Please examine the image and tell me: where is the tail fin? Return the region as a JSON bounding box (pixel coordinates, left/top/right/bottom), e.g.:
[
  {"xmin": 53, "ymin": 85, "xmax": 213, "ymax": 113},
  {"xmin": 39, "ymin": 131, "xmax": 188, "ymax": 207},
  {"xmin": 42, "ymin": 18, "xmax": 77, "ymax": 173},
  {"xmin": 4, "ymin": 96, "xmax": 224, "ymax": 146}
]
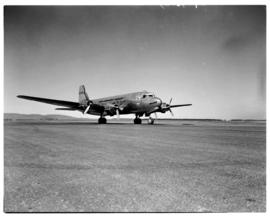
[{"xmin": 79, "ymin": 85, "xmax": 89, "ymax": 105}]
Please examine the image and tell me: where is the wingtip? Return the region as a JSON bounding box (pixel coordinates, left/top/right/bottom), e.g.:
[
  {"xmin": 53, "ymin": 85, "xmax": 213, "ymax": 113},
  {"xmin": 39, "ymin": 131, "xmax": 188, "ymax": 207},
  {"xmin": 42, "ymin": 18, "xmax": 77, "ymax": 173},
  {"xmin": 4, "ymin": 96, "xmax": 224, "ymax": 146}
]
[{"xmin": 17, "ymin": 95, "xmax": 27, "ymax": 99}]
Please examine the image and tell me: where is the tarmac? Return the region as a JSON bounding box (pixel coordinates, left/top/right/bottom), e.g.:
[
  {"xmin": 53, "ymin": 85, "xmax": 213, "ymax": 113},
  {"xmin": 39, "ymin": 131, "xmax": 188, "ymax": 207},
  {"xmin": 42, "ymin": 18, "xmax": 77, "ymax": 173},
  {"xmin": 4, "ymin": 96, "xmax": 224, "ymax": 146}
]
[{"xmin": 4, "ymin": 119, "xmax": 266, "ymax": 212}]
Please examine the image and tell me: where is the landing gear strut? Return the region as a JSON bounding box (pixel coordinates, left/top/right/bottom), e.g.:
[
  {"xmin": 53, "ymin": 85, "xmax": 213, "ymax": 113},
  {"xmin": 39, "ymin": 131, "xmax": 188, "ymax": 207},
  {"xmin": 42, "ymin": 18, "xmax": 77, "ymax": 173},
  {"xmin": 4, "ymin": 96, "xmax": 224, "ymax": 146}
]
[
  {"xmin": 134, "ymin": 116, "xmax": 142, "ymax": 124},
  {"xmin": 98, "ymin": 117, "xmax": 107, "ymax": 124},
  {"xmin": 148, "ymin": 117, "xmax": 154, "ymax": 125}
]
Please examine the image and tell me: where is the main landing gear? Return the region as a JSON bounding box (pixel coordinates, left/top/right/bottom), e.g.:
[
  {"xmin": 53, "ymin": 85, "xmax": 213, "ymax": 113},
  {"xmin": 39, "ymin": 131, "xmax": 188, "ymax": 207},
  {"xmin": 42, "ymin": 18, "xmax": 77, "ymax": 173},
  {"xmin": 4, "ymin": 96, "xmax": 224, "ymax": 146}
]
[
  {"xmin": 134, "ymin": 117, "xmax": 142, "ymax": 124},
  {"xmin": 98, "ymin": 117, "xmax": 107, "ymax": 124},
  {"xmin": 133, "ymin": 115, "xmax": 155, "ymax": 125}
]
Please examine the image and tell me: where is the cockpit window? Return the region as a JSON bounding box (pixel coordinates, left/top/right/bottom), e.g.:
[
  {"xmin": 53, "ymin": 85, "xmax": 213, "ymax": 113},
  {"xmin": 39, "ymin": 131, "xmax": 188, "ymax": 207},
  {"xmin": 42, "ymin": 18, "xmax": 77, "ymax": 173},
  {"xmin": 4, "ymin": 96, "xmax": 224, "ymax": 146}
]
[{"xmin": 142, "ymin": 93, "xmax": 155, "ymax": 99}]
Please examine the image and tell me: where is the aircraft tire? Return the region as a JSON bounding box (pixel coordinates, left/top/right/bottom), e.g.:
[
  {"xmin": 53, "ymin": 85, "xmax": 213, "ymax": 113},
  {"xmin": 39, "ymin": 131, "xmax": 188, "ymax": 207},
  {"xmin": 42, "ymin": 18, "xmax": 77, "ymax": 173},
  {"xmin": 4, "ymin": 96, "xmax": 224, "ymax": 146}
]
[
  {"xmin": 134, "ymin": 118, "xmax": 142, "ymax": 124},
  {"xmin": 98, "ymin": 117, "xmax": 107, "ymax": 124}
]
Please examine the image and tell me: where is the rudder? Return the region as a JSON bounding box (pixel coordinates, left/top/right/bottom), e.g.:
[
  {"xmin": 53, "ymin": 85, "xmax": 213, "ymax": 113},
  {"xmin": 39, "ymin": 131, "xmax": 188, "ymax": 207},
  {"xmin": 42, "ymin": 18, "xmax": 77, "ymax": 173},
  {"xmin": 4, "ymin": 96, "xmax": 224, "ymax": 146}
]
[{"xmin": 79, "ymin": 85, "xmax": 89, "ymax": 105}]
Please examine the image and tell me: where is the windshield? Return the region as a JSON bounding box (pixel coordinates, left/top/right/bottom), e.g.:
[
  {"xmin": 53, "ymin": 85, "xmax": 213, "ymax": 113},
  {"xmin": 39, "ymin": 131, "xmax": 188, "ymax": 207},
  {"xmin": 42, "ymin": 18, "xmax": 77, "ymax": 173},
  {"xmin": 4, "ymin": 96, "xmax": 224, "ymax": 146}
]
[{"xmin": 142, "ymin": 93, "xmax": 155, "ymax": 99}]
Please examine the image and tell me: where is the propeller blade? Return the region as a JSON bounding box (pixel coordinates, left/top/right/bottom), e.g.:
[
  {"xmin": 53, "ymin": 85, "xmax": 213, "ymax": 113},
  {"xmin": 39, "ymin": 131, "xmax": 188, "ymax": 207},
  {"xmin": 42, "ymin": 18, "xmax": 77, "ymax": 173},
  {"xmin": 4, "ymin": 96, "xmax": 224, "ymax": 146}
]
[
  {"xmin": 116, "ymin": 109, "xmax": 120, "ymax": 120},
  {"xmin": 83, "ymin": 105, "xmax": 91, "ymax": 114},
  {"xmin": 154, "ymin": 112, "xmax": 157, "ymax": 119},
  {"xmin": 169, "ymin": 108, "xmax": 174, "ymax": 117},
  {"xmin": 169, "ymin": 98, "xmax": 172, "ymax": 105}
]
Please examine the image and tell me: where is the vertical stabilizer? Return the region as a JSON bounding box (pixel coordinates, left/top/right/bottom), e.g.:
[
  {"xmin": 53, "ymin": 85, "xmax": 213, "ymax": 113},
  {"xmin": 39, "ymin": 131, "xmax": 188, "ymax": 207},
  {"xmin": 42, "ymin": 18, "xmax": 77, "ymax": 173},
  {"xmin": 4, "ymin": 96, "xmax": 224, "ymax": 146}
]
[{"xmin": 79, "ymin": 85, "xmax": 89, "ymax": 105}]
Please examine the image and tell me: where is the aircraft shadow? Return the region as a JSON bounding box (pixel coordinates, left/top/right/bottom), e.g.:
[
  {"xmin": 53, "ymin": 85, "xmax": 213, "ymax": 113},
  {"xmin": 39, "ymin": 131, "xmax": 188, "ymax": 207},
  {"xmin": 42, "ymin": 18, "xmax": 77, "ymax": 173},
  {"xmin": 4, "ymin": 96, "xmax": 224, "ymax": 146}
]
[{"xmin": 6, "ymin": 121, "xmax": 171, "ymax": 126}]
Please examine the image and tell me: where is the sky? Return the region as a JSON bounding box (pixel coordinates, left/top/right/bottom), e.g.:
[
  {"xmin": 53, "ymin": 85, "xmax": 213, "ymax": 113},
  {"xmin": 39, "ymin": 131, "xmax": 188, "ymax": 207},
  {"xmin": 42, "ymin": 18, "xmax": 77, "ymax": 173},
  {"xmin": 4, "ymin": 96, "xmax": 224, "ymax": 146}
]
[{"xmin": 4, "ymin": 6, "xmax": 266, "ymax": 119}]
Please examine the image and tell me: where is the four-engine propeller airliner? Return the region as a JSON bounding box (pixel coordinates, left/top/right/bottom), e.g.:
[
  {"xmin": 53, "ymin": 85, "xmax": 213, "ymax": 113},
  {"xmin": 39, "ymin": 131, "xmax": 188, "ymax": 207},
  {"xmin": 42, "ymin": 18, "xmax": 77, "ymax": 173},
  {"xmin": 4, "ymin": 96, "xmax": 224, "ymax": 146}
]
[{"xmin": 17, "ymin": 85, "xmax": 192, "ymax": 124}]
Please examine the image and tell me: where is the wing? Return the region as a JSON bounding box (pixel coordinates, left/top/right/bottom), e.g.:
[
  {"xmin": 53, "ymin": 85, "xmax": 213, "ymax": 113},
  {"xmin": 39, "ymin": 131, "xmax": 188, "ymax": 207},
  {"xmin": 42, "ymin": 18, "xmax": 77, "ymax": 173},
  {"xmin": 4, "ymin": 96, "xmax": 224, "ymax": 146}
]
[
  {"xmin": 170, "ymin": 104, "xmax": 192, "ymax": 108},
  {"xmin": 146, "ymin": 103, "xmax": 192, "ymax": 115},
  {"xmin": 17, "ymin": 95, "xmax": 80, "ymax": 108}
]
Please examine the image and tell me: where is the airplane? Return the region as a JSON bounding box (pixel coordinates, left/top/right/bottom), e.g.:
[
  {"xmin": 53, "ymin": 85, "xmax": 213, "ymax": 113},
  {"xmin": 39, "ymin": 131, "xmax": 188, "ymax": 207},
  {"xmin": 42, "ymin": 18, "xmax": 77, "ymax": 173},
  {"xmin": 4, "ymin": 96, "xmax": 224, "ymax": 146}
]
[{"xmin": 17, "ymin": 85, "xmax": 192, "ymax": 124}]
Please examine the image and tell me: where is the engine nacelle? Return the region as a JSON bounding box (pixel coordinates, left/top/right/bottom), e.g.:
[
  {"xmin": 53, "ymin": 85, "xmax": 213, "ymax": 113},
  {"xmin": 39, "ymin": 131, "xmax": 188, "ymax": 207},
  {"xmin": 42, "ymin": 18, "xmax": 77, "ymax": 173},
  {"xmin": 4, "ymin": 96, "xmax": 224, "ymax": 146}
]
[
  {"xmin": 160, "ymin": 103, "xmax": 169, "ymax": 113},
  {"xmin": 104, "ymin": 105, "xmax": 118, "ymax": 116}
]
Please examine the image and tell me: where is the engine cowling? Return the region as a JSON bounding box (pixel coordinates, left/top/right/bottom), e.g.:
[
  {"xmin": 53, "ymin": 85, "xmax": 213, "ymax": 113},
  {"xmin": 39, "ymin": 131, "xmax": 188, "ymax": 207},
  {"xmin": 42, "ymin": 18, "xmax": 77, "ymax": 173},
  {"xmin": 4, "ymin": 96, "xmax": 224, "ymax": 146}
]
[
  {"xmin": 160, "ymin": 102, "xmax": 169, "ymax": 113},
  {"xmin": 104, "ymin": 106, "xmax": 116, "ymax": 116}
]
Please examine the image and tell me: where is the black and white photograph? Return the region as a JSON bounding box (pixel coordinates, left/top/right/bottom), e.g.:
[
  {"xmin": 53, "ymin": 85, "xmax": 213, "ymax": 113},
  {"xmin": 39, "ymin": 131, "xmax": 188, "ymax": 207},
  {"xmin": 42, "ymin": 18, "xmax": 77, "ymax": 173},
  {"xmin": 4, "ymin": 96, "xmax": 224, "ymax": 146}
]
[{"xmin": 3, "ymin": 4, "xmax": 266, "ymax": 212}]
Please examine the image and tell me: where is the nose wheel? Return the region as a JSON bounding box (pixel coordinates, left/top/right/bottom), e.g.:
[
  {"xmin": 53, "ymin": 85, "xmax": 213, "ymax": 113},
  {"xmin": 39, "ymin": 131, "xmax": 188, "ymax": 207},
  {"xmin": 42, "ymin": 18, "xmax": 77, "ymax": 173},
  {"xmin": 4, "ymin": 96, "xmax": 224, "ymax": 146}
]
[{"xmin": 98, "ymin": 117, "xmax": 107, "ymax": 124}]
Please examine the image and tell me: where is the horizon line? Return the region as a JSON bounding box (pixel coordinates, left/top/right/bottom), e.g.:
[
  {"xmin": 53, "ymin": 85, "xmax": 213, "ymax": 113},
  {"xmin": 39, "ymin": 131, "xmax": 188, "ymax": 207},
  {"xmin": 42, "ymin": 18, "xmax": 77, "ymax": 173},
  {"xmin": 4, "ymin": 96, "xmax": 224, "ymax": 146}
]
[{"xmin": 4, "ymin": 113, "xmax": 266, "ymax": 121}]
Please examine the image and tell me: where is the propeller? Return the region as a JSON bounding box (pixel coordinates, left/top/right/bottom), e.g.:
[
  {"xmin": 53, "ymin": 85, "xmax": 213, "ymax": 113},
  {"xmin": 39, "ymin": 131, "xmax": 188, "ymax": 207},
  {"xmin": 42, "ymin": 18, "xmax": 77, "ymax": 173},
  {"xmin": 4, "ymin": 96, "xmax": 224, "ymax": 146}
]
[
  {"xmin": 159, "ymin": 98, "xmax": 174, "ymax": 117},
  {"xmin": 83, "ymin": 101, "xmax": 92, "ymax": 114},
  {"xmin": 113, "ymin": 104, "xmax": 124, "ymax": 120},
  {"xmin": 168, "ymin": 98, "xmax": 174, "ymax": 117},
  {"xmin": 116, "ymin": 108, "xmax": 120, "ymax": 120},
  {"xmin": 169, "ymin": 108, "xmax": 174, "ymax": 117},
  {"xmin": 83, "ymin": 104, "xmax": 91, "ymax": 114}
]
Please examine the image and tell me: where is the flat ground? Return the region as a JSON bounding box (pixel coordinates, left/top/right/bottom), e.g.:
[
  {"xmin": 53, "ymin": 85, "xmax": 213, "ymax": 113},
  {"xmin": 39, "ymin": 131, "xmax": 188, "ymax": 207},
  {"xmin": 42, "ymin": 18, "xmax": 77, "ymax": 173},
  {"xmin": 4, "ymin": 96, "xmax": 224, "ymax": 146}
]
[{"xmin": 4, "ymin": 120, "xmax": 266, "ymax": 212}]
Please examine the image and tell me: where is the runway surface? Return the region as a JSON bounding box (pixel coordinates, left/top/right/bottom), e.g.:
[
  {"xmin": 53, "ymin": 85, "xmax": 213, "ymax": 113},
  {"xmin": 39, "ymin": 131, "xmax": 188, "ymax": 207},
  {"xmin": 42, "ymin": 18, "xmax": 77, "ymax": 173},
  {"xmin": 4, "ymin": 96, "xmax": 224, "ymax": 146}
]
[{"xmin": 4, "ymin": 120, "xmax": 266, "ymax": 212}]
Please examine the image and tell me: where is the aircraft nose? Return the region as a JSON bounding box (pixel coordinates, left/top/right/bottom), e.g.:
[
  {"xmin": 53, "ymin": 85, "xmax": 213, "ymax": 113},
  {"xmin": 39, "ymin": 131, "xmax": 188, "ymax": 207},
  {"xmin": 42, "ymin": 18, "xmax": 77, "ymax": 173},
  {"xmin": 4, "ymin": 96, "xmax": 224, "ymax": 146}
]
[{"xmin": 156, "ymin": 97, "xmax": 162, "ymax": 106}]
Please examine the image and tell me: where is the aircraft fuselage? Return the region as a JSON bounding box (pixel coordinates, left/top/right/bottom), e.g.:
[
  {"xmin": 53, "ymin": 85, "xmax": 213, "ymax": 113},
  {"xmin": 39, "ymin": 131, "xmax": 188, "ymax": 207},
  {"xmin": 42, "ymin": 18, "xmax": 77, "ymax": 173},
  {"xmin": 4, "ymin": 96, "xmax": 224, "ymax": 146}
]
[{"xmin": 90, "ymin": 91, "xmax": 162, "ymax": 116}]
